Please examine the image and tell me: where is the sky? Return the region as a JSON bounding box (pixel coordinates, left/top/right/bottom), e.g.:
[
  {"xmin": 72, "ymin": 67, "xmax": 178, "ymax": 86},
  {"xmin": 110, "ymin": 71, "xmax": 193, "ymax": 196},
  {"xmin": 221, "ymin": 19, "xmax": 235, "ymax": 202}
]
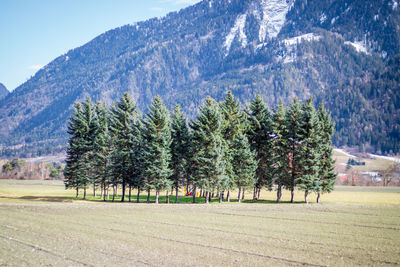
[{"xmin": 0, "ymin": 0, "xmax": 201, "ymax": 92}]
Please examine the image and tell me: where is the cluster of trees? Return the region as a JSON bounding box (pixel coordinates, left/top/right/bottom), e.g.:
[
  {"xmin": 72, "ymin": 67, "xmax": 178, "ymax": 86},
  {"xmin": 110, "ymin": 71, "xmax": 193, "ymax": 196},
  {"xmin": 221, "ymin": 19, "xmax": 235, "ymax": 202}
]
[
  {"xmin": 2, "ymin": 158, "xmax": 26, "ymax": 173},
  {"xmin": 64, "ymin": 91, "xmax": 336, "ymax": 204},
  {"xmin": 1, "ymin": 158, "xmax": 63, "ymax": 180}
]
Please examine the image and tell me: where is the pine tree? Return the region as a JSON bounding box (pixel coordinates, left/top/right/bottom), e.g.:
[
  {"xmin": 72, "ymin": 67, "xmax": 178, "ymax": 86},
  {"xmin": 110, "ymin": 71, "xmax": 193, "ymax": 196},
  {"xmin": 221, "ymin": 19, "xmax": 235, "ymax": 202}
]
[
  {"xmin": 272, "ymin": 100, "xmax": 289, "ymax": 203},
  {"xmin": 220, "ymin": 91, "xmax": 245, "ymax": 201},
  {"xmin": 142, "ymin": 95, "xmax": 172, "ymax": 204},
  {"xmin": 170, "ymin": 104, "xmax": 190, "ymax": 203},
  {"xmin": 64, "ymin": 97, "xmax": 96, "ymax": 200},
  {"xmin": 109, "ymin": 92, "xmax": 141, "ymax": 202},
  {"xmin": 64, "ymin": 102, "xmax": 84, "ymax": 198},
  {"xmin": 247, "ymin": 95, "xmax": 274, "ymax": 199},
  {"xmin": 190, "ymin": 97, "xmax": 226, "ymax": 204},
  {"xmin": 285, "ymin": 98, "xmax": 303, "ymax": 203},
  {"xmin": 316, "ymin": 103, "xmax": 336, "ymax": 203},
  {"xmin": 296, "ymin": 98, "xmax": 321, "ymax": 204},
  {"xmin": 231, "ymin": 132, "xmax": 257, "ymax": 203}
]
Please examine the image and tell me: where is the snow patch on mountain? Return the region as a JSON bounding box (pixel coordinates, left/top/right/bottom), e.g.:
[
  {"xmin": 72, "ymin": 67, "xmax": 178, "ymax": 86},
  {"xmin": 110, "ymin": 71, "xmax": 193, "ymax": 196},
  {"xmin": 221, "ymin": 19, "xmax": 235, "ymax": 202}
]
[
  {"xmin": 258, "ymin": 0, "xmax": 293, "ymax": 42},
  {"xmin": 224, "ymin": 14, "xmax": 248, "ymax": 53},
  {"xmin": 283, "ymin": 33, "xmax": 321, "ymax": 46},
  {"xmin": 392, "ymin": 0, "xmax": 398, "ymax": 10},
  {"xmin": 280, "ymin": 33, "xmax": 321, "ymax": 63},
  {"xmin": 344, "ymin": 40, "xmax": 369, "ymax": 54}
]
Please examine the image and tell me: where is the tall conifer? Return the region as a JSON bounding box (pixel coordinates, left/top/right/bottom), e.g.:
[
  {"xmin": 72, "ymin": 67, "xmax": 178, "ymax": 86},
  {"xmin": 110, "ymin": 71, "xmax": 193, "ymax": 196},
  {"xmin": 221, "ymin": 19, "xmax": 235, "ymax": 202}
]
[
  {"xmin": 190, "ymin": 97, "xmax": 226, "ymax": 204},
  {"xmin": 231, "ymin": 132, "xmax": 257, "ymax": 203},
  {"xmin": 247, "ymin": 95, "xmax": 274, "ymax": 198},
  {"xmin": 296, "ymin": 98, "xmax": 321, "ymax": 204},
  {"xmin": 170, "ymin": 104, "xmax": 190, "ymax": 203},
  {"xmin": 109, "ymin": 92, "xmax": 141, "ymax": 202},
  {"xmin": 316, "ymin": 103, "xmax": 336, "ymax": 203},
  {"xmin": 221, "ymin": 91, "xmax": 245, "ymax": 201},
  {"xmin": 272, "ymin": 100, "xmax": 289, "ymax": 203},
  {"xmin": 285, "ymin": 98, "xmax": 303, "ymax": 203},
  {"xmin": 142, "ymin": 96, "xmax": 172, "ymax": 204}
]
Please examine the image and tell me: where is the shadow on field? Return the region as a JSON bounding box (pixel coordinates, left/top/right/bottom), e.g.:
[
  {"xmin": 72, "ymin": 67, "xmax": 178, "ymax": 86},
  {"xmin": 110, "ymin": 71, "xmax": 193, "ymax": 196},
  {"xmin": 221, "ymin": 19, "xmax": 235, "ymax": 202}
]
[
  {"xmin": 0, "ymin": 195, "xmax": 74, "ymax": 202},
  {"xmin": 0, "ymin": 194, "xmax": 305, "ymax": 204}
]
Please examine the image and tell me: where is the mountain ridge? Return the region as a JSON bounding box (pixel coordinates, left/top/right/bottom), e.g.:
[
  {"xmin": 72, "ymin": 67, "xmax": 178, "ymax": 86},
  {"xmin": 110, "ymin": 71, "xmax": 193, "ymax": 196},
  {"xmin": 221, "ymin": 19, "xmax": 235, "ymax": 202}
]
[
  {"xmin": 0, "ymin": 0, "xmax": 399, "ymax": 157},
  {"xmin": 0, "ymin": 83, "xmax": 8, "ymax": 101}
]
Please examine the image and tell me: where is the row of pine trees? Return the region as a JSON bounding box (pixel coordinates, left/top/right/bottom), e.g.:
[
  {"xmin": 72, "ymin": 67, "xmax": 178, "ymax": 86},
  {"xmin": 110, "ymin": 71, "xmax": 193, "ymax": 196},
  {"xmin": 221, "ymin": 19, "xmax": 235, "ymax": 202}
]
[{"xmin": 64, "ymin": 91, "xmax": 336, "ymax": 204}]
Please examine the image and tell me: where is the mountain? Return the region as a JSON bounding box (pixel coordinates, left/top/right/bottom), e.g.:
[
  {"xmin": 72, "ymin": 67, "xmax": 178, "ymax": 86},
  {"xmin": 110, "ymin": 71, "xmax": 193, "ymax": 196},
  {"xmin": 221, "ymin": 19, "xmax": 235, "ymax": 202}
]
[
  {"xmin": 0, "ymin": 83, "xmax": 8, "ymax": 101},
  {"xmin": 0, "ymin": 0, "xmax": 399, "ymax": 157}
]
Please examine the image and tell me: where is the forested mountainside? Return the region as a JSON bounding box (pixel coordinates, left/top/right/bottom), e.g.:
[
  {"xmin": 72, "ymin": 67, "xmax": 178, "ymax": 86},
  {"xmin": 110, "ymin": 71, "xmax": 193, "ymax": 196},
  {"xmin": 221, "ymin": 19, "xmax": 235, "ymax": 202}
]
[
  {"xmin": 0, "ymin": 0, "xmax": 399, "ymax": 157},
  {"xmin": 0, "ymin": 83, "xmax": 8, "ymax": 101}
]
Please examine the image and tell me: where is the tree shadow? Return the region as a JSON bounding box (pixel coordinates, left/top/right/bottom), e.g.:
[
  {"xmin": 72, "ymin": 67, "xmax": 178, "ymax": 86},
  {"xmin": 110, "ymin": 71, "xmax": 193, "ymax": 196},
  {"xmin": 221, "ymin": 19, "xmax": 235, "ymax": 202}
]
[{"xmin": 0, "ymin": 195, "xmax": 74, "ymax": 202}]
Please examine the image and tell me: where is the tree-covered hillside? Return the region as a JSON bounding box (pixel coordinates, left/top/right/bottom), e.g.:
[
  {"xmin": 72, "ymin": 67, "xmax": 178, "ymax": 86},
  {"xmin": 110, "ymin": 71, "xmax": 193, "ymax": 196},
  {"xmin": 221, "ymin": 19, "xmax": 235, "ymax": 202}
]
[{"xmin": 0, "ymin": 0, "xmax": 399, "ymax": 157}]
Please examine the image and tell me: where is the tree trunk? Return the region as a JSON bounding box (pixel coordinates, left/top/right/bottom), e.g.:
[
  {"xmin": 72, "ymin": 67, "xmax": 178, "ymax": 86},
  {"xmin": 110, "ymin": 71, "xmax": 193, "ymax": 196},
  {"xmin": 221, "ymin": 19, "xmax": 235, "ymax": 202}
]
[
  {"xmin": 212, "ymin": 192, "xmax": 215, "ymax": 198},
  {"xmin": 202, "ymin": 190, "xmax": 205, "ymax": 198},
  {"xmin": 75, "ymin": 187, "xmax": 79, "ymax": 198},
  {"xmin": 115, "ymin": 186, "xmax": 118, "ymax": 198},
  {"xmin": 137, "ymin": 187, "xmax": 141, "ymax": 203},
  {"xmin": 316, "ymin": 192, "xmax": 320, "ymax": 203},
  {"xmin": 199, "ymin": 189, "xmax": 202, "ymax": 198},
  {"xmin": 192, "ymin": 185, "xmax": 197, "ymax": 203},
  {"xmin": 93, "ymin": 184, "xmax": 96, "ymax": 197},
  {"xmin": 147, "ymin": 189, "xmax": 150, "ymax": 203},
  {"xmin": 221, "ymin": 190, "xmax": 224, "ymax": 201},
  {"xmin": 112, "ymin": 186, "xmax": 115, "ymax": 202},
  {"xmin": 257, "ymin": 188, "xmax": 260, "ymax": 200},
  {"xmin": 208, "ymin": 191, "xmax": 212, "ymax": 203},
  {"xmin": 100, "ymin": 184, "xmax": 103, "ymax": 199},
  {"xmin": 175, "ymin": 187, "xmax": 179, "ymax": 203},
  {"xmin": 305, "ymin": 190, "xmax": 309, "ymax": 204},
  {"xmin": 155, "ymin": 191, "xmax": 159, "ymax": 204},
  {"xmin": 166, "ymin": 190, "xmax": 169, "ymax": 204},
  {"xmin": 219, "ymin": 192, "xmax": 223, "ymax": 203},
  {"xmin": 290, "ymin": 187, "xmax": 294, "ymax": 203},
  {"xmin": 103, "ymin": 183, "xmax": 106, "ymax": 202},
  {"xmin": 129, "ymin": 186, "xmax": 132, "ymax": 202},
  {"xmin": 241, "ymin": 188, "xmax": 245, "ymax": 201},
  {"xmin": 238, "ymin": 187, "xmax": 241, "ymax": 203},
  {"xmin": 276, "ymin": 185, "xmax": 282, "ymax": 203},
  {"xmin": 83, "ymin": 187, "xmax": 86, "ymax": 200},
  {"xmin": 205, "ymin": 191, "xmax": 209, "ymax": 204},
  {"xmin": 107, "ymin": 185, "xmax": 109, "ymax": 200},
  {"xmin": 227, "ymin": 190, "xmax": 230, "ymax": 202},
  {"xmin": 253, "ymin": 187, "xmax": 257, "ymax": 200},
  {"xmin": 121, "ymin": 182, "xmax": 126, "ymax": 202}
]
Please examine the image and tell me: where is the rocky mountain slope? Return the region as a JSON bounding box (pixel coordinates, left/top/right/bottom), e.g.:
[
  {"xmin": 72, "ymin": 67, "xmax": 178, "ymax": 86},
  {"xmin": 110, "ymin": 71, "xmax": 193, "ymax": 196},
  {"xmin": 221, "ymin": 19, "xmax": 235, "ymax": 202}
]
[
  {"xmin": 0, "ymin": 0, "xmax": 399, "ymax": 156},
  {"xmin": 0, "ymin": 83, "xmax": 8, "ymax": 101}
]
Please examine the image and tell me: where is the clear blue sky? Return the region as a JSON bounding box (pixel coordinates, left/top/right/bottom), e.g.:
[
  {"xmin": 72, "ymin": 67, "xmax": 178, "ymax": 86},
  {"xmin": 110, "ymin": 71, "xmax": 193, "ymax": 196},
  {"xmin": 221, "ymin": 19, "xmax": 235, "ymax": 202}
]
[{"xmin": 0, "ymin": 0, "xmax": 201, "ymax": 91}]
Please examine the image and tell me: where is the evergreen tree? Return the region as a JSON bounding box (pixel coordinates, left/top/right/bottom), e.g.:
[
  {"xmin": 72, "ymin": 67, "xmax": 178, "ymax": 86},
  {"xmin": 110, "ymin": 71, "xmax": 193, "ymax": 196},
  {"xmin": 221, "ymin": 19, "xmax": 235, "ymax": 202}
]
[
  {"xmin": 231, "ymin": 132, "xmax": 257, "ymax": 203},
  {"xmin": 142, "ymin": 95, "xmax": 172, "ymax": 204},
  {"xmin": 272, "ymin": 100, "xmax": 289, "ymax": 203},
  {"xmin": 190, "ymin": 97, "xmax": 226, "ymax": 204},
  {"xmin": 285, "ymin": 98, "xmax": 303, "ymax": 203},
  {"xmin": 246, "ymin": 95, "xmax": 274, "ymax": 199},
  {"xmin": 109, "ymin": 92, "xmax": 141, "ymax": 202},
  {"xmin": 296, "ymin": 98, "xmax": 321, "ymax": 204},
  {"xmin": 220, "ymin": 91, "xmax": 245, "ymax": 201},
  {"xmin": 64, "ymin": 102, "xmax": 84, "ymax": 198},
  {"xmin": 316, "ymin": 103, "xmax": 336, "ymax": 203},
  {"xmin": 64, "ymin": 97, "xmax": 96, "ymax": 200},
  {"xmin": 92, "ymin": 102, "xmax": 112, "ymax": 201},
  {"xmin": 170, "ymin": 104, "xmax": 190, "ymax": 203}
]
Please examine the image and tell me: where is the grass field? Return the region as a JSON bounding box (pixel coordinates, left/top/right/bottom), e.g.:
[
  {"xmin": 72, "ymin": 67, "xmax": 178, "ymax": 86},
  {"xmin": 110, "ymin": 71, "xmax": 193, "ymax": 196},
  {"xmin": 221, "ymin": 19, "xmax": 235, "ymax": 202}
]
[{"xmin": 0, "ymin": 180, "xmax": 399, "ymax": 266}]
